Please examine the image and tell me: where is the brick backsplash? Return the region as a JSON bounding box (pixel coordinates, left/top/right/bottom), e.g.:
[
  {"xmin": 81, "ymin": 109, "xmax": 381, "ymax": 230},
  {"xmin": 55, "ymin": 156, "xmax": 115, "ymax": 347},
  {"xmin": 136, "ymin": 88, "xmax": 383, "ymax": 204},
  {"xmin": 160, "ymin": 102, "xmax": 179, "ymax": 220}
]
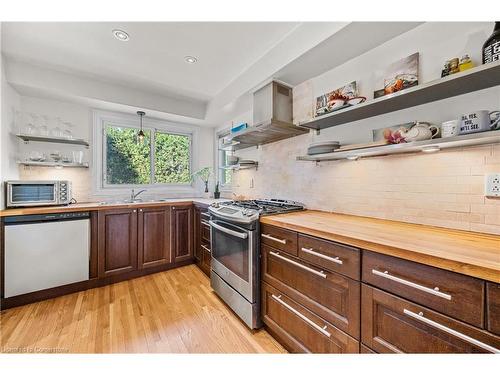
[{"xmin": 232, "ymin": 137, "xmax": 500, "ymax": 235}]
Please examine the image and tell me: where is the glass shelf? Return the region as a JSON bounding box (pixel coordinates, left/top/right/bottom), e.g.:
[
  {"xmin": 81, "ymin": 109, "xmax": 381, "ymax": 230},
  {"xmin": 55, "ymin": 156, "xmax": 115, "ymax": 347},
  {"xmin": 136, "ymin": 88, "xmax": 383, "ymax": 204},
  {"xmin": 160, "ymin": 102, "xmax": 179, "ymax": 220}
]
[
  {"xmin": 16, "ymin": 134, "xmax": 90, "ymax": 147},
  {"xmin": 18, "ymin": 161, "xmax": 90, "ymax": 168}
]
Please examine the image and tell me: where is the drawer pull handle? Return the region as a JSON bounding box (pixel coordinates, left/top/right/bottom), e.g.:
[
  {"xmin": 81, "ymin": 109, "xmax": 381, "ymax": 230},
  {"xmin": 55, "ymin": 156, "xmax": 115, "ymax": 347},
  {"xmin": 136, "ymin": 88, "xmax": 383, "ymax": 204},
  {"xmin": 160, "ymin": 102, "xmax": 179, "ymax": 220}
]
[
  {"xmin": 372, "ymin": 269, "xmax": 451, "ymax": 300},
  {"xmin": 261, "ymin": 233, "xmax": 286, "ymax": 244},
  {"xmin": 201, "ymin": 244, "xmax": 211, "ymax": 253},
  {"xmin": 270, "ymin": 251, "xmax": 326, "ymax": 279},
  {"xmin": 301, "ymin": 247, "xmax": 343, "ymax": 265},
  {"xmin": 403, "ymin": 309, "xmax": 500, "ymax": 353},
  {"xmin": 271, "ymin": 294, "xmax": 331, "ymax": 338}
]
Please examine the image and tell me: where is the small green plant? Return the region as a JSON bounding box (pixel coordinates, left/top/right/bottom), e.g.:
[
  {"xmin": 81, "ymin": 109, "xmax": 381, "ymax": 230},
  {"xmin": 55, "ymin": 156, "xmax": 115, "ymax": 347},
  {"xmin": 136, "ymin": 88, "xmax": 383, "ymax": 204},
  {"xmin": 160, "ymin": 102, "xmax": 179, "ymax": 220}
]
[{"xmin": 214, "ymin": 181, "xmax": 220, "ymax": 199}]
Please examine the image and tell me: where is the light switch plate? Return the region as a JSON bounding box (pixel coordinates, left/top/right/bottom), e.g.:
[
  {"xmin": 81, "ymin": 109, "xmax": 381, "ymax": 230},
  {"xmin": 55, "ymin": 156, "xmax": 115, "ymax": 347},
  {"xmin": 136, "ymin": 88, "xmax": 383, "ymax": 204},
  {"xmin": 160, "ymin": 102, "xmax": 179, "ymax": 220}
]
[{"xmin": 485, "ymin": 173, "xmax": 500, "ymax": 197}]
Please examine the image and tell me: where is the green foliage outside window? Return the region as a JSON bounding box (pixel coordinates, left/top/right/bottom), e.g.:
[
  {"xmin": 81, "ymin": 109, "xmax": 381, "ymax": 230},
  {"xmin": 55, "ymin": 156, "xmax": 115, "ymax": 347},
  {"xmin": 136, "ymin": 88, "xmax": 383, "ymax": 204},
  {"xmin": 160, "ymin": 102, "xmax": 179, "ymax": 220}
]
[{"xmin": 105, "ymin": 125, "xmax": 191, "ymax": 185}]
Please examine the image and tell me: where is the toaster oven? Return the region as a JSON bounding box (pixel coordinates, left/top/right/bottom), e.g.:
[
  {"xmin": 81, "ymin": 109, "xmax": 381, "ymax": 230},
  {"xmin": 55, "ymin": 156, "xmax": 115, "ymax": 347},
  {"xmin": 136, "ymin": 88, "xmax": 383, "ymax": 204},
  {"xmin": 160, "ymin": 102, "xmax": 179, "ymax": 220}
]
[{"xmin": 5, "ymin": 180, "xmax": 72, "ymax": 208}]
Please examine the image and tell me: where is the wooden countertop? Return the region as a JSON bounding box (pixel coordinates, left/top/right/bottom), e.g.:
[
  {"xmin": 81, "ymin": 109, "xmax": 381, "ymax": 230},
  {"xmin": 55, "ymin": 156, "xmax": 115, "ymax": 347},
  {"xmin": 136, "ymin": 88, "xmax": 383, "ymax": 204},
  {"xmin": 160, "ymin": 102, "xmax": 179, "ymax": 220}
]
[
  {"xmin": 0, "ymin": 198, "xmax": 227, "ymax": 217},
  {"xmin": 260, "ymin": 210, "xmax": 500, "ymax": 283}
]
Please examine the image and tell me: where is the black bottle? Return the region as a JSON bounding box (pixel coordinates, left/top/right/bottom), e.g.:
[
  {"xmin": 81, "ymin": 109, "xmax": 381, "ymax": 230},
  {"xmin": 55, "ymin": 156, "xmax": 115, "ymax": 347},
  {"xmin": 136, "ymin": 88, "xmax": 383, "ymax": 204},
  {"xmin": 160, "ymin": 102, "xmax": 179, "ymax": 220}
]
[{"xmin": 482, "ymin": 22, "xmax": 500, "ymax": 64}]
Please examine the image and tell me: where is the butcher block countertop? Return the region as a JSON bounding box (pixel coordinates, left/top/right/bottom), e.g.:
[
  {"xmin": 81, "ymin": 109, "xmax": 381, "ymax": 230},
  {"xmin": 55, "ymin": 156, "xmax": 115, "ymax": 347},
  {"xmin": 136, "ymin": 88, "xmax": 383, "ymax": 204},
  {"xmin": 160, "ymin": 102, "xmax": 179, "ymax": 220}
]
[
  {"xmin": 0, "ymin": 198, "xmax": 228, "ymax": 217},
  {"xmin": 260, "ymin": 210, "xmax": 500, "ymax": 283}
]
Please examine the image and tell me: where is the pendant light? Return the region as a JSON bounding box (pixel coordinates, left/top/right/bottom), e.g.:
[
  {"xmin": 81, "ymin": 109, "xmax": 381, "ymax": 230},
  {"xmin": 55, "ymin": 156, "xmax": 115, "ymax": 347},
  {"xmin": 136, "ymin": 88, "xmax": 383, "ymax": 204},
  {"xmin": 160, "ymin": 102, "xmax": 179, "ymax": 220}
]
[{"xmin": 137, "ymin": 111, "xmax": 146, "ymax": 143}]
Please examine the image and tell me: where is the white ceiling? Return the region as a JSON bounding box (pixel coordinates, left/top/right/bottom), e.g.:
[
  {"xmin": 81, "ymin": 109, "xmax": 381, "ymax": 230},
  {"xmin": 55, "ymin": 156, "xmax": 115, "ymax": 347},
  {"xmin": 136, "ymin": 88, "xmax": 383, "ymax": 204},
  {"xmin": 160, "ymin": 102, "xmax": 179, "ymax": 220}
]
[
  {"xmin": 2, "ymin": 22, "xmax": 423, "ymax": 126},
  {"xmin": 2, "ymin": 22, "xmax": 299, "ymax": 101}
]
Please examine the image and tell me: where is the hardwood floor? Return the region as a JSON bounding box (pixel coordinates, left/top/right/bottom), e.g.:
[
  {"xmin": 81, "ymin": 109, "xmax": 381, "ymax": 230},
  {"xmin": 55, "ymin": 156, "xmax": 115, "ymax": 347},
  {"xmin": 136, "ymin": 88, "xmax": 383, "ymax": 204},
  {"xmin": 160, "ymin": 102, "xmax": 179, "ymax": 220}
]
[{"xmin": 0, "ymin": 265, "xmax": 286, "ymax": 353}]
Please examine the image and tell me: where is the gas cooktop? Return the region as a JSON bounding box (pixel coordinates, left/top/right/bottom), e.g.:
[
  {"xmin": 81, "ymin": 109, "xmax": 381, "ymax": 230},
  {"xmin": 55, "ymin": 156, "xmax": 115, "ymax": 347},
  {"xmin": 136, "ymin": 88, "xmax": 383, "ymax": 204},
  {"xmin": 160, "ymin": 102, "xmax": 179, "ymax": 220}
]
[{"xmin": 209, "ymin": 199, "xmax": 304, "ymax": 223}]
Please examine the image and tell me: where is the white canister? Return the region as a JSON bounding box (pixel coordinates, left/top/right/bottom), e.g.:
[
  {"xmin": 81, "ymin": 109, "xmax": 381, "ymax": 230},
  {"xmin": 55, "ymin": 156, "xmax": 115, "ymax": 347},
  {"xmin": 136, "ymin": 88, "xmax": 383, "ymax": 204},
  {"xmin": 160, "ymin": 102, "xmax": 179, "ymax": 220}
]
[
  {"xmin": 441, "ymin": 120, "xmax": 460, "ymax": 138},
  {"xmin": 459, "ymin": 110, "xmax": 499, "ymax": 134}
]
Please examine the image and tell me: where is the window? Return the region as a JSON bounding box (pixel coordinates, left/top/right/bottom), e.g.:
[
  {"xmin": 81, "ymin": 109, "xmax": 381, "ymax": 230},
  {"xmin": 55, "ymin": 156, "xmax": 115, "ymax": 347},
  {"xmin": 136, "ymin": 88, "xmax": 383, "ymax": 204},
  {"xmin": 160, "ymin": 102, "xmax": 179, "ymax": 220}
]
[
  {"xmin": 217, "ymin": 131, "xmax": 232, "ymax": 188},
  {"xmin": 94, "ymin": 111, "xmax": 194, "ymax": 191}
]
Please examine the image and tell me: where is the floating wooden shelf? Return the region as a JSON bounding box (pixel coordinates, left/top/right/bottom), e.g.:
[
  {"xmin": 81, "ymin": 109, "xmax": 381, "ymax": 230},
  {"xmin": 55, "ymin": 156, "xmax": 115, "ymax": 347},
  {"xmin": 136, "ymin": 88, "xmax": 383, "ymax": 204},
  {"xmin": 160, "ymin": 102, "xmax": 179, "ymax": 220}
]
[
  {"xmin": 16, "ymin": 134, "xmax": 90, "ymax": 147},
  {"xmin": 221, "ymin": 120, "xmax": 309, "ymax": 151},
  {"xmin": 18, "ymin": 161, "xmax": 90, "ymax": 168},
  {"xmin": 299, "ymin": 61, "xmax": 500, "ymax": 131},
  {"xmin": 296, "ymin": 131, "xmax": 500, "ymax": 162}
]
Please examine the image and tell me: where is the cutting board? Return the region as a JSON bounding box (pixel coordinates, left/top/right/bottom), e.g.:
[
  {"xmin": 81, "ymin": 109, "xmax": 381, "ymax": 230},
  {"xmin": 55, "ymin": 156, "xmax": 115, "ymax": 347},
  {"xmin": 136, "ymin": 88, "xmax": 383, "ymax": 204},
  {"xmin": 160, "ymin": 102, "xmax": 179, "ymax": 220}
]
[{"xmin": 335, "ymin": 139, "xmax": 389, "ymax": 152}]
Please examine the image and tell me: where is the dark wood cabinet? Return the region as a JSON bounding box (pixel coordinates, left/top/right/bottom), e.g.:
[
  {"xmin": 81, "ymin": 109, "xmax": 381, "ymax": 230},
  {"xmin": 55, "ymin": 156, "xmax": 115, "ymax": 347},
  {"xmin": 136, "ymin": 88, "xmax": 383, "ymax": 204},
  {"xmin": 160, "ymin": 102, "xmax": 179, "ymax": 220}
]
[
  {"xmin": 98, "ymin": 208, "xmax": 138, "ymax": 278},
  {"xmin": 361, "ymin": 284, "xmax": 500, "ymax": 353},
  {"xmin": 138, "ymin": 207, "xmax": 171, "ymax": 269},
  {"xmin": 193, "ymin": 204, "xmax": 211, "ymax": 276},
  {"xmin": 362, "ymin": 251, "xmax": 485, "ymax": 328},
  {"xmin": 262, "ymin": 244, "xmax": 360, "ymax": 338},
  {"xmin": 260, "ymin": 224, "xmax": 298, "ymax": 256},
  {"xmin": 171, "ymin": 205, "xmax": 193, "ymax": 263},
  {"xmin": 486, "ymin": 282, "xmax": 500, "ymax": 335},
  {"xmin": 194, "ymin": 206, "xmax": 202, "ymax": 262},
  {"xmin": 262, "ymin": 282, "xmax": 359, "ymax": 353}
]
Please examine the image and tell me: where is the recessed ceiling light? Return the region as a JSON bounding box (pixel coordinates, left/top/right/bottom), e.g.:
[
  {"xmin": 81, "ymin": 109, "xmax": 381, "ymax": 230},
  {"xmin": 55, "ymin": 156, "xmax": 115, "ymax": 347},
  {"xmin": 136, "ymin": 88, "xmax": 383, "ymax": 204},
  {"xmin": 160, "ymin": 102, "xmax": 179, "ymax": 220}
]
[
  {"xmin": 184, "ymin": 56, "xmax": 198, "ymax": 64},
  {"xmin": 112, "ymin": 29, "xmax": 130, "ymax": 42}
]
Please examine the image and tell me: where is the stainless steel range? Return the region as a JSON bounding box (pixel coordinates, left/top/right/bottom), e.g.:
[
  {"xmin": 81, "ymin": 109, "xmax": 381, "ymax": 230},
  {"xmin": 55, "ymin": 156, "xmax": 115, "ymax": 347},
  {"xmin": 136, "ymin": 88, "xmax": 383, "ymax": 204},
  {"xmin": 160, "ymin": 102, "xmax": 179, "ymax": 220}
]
[{"xmin": 208, "ymin": 199, "xmax": 304, "ymax": 329}]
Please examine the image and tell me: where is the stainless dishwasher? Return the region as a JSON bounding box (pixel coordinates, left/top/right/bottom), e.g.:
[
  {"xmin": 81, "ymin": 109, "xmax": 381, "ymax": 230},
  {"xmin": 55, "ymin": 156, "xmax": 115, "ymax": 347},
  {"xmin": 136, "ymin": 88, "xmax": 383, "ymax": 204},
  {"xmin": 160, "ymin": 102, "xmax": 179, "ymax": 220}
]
[{"xmin": 3, "ymin": 211, "xmax": 90, "ymax": 298}]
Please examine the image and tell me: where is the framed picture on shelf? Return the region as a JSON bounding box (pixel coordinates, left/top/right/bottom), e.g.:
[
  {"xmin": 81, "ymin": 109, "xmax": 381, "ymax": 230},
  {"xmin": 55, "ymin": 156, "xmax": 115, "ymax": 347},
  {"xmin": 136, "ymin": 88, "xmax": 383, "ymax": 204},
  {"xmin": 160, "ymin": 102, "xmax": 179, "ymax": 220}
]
[
  {"xmin": 315, "ymin": 81, "xmax": 365, "ymax": 117},
  {"xmin": 373, "ymin": 52, "xmax": 419, "ymax": 98}
]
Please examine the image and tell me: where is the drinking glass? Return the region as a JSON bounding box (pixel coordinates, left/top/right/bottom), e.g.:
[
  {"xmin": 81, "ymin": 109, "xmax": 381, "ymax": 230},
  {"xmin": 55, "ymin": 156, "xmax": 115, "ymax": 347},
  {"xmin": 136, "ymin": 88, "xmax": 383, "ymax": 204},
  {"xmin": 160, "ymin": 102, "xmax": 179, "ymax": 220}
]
[{"xmin": 72, "ymin": 151, "xmax": 83, "ymax": 164}]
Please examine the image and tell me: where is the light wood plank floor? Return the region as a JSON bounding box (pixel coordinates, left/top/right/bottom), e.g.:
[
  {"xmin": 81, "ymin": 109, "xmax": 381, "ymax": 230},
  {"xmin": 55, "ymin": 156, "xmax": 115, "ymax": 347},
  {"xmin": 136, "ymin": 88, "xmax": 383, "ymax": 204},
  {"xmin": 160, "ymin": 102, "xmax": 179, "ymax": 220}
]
[{"xmin": 0, "ymin": 265, "xmax": 286, "ymax": 353}]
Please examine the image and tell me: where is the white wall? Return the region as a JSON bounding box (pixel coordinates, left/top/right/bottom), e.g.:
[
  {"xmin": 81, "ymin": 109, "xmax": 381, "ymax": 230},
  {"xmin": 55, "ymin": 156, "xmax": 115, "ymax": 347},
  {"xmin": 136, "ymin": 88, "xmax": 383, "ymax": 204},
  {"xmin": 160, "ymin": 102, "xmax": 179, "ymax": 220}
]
[
  {"xmin": 7, "ymin": 94, "xmax": 215, "ymax": 204},
  {"xmin": 224, "ymin": 22, "xmax": 500, "ymax": 234},
  {"xmin": 1, "ymin": 52, "xmax": 21, "ymax": 208}
]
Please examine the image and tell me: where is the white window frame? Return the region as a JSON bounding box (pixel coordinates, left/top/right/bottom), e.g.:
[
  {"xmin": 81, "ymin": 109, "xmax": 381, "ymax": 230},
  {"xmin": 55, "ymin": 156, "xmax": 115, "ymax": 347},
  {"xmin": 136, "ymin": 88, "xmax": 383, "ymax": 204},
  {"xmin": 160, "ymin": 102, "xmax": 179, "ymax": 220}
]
[
  {"xmin": 92, "ymin": 110, "xmax": 199, "ymax": 196},
  {"xmin": 215, "ymin": 128, "xmax": 232, "ymax": 192}
]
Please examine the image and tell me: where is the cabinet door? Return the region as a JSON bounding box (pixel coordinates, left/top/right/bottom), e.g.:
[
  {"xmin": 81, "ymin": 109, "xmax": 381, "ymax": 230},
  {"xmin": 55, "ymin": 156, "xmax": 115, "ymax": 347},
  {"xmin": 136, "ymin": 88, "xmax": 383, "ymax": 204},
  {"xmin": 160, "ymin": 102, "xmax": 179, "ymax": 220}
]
[
  {"xmin": 262, "ymin": 282, "xmax": 359, "ymax": 353},
  {"xmin": 361, "ymin": 285, "xmax": 500, "ymax": 353},
  {"xmin": 98, "ymin": 208, "xmax": 138, "ymax": 278},
  {"xmin": 171, "ymin": 205, "xmax": 193, "ymax": 262},
  {"xmin": 193, "ymin": 206, "xmax": 202, "ymax": 262},
  {"xmin": 138, "ymin": 207, "xmax": 171, "ymax": 269}
]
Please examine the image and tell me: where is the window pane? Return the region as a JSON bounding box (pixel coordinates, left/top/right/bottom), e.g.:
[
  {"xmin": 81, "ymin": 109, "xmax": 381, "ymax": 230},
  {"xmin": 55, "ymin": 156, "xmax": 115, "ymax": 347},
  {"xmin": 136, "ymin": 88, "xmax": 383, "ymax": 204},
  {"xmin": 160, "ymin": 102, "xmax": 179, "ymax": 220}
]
[
  {"xmin": 105, "ymin": 126, "xmax": 151, "ymax": 185},
  {"xmin": 155, "ymin": 132, "xmax": 191, "ymax": 184},
  {"xmin": 223, "ymin": 151, "xmax": 232, "ymax": 184}
]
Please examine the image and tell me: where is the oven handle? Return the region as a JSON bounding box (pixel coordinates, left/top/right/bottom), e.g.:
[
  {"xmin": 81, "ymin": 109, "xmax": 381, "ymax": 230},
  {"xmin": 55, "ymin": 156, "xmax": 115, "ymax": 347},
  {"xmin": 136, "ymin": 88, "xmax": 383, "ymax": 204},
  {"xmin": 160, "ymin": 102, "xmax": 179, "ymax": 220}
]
[{"xmin": 209, "ymin": 220, "xmax": 248, "ymax": 239}]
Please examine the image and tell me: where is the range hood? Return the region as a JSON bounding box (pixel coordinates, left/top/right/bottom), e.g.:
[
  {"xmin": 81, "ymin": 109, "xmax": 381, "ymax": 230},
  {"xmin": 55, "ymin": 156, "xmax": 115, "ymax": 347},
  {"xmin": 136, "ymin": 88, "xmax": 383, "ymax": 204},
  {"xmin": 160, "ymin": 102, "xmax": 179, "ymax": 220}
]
[{"xmin": 224, "ymin": 81, "xmax": 309, "ymax": 150}]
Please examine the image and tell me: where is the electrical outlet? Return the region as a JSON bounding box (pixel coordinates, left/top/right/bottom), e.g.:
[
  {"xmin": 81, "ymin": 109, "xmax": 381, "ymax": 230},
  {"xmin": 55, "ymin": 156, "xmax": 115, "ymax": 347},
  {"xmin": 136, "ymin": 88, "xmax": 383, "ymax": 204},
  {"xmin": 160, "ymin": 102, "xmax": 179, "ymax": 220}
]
[{"xmin": 485, "ymin": 173, "xmax": 500, "ymax": 197}]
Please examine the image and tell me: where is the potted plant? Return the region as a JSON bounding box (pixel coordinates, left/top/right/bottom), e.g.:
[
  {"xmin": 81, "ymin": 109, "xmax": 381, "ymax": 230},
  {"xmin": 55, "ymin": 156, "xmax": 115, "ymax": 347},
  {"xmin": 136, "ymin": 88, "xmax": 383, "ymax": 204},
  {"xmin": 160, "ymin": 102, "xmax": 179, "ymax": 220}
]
[
  {"xmin": 192, "ymin": 167, "xmax": 212, "ymax": 197},
  {"xmin": 214, "ymin": 182, "xmax": 220, "ymax": 199}
]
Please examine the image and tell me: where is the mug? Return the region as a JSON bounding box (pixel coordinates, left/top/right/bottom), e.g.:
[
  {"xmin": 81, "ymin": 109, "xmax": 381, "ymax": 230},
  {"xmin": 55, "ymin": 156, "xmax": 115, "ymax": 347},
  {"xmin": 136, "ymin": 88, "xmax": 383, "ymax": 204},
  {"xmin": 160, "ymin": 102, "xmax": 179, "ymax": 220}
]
[
  {"xmin": 441, "ymin": 120, "xmax": 460, "ymax": 138},
  {"xmin": 460, "ymin": 110, "xmax": 500, "ymax": 134}
]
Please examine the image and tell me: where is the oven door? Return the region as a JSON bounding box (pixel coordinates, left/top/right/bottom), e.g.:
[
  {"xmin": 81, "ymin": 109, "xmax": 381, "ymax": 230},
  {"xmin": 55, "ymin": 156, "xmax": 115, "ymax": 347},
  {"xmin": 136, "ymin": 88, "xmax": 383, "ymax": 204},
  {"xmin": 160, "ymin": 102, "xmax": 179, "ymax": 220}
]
[
  {"xmin": 7, "ymin": 182, "xmax": 58, "ymax": 207},
  {"xmin": 210, "ymin": 219, "xmax": 257, "ymax": 303}
]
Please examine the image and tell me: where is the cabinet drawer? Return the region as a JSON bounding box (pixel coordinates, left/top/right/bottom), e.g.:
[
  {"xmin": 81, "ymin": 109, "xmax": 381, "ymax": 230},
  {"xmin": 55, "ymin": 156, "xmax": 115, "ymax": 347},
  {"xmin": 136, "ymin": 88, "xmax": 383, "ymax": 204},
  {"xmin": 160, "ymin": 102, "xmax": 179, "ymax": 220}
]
[
  {"xmin": 362, "ymin": 251, "xmax": 484, "ymax": 327},
  {"xmin": 361, "ymin": 285, "xmax": 500, "ymax": 353},
  {"xmin": 487, "ymin": 283, "xmax": 500, "ymax": 335},
  {"xmin": 298, "ymin": 234, "xmax": 360, "ymax": 280},
  {"xmin": 260, "ymin": 224, "xmax": 297, "ymax": 256},
  {"xmin": 262, "ymin": 282, "xmax": 359, "ymax": 353},
  {"xmin": 201, "ymin": 218, "xmax": 211, "ymax": 242},
  {"xmin": 262, "ymin": 244, "xmax": 360, "ymax": 338}
]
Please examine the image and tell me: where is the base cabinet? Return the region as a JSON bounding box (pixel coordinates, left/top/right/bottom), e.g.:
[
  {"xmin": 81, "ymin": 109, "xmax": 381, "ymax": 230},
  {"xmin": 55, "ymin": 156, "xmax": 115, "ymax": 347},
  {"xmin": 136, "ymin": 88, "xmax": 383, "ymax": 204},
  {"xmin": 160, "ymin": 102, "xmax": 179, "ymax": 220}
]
[
  {"xmin": 361, "ymin": 284, "xmax": 500, "ymax": 353},
  {"xmin": 98, "ymin": 208, "xmax": 138, "ymax": 278},
  {"xmin": 138, "ymin": 207, "xmax": 172, "ymax": 269},
  {"xmin": 171, "ymin": 205, "xmax": 193, "ymax": 263},
  {"xmin": 194, "ymin": 204, "xmax": 211, "ymax": 276},
  {"xmin": 262, "ymin": 282, "xmax": 359, "ymax": 353}
]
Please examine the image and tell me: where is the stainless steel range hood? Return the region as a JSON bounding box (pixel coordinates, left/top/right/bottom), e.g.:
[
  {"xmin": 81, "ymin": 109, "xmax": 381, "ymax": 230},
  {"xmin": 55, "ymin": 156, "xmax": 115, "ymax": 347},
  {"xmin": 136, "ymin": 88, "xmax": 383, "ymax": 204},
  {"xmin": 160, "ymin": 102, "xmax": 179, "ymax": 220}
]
[{"xmin": 225, "ymin": 81, "xmax": 309, "ymax": 150}]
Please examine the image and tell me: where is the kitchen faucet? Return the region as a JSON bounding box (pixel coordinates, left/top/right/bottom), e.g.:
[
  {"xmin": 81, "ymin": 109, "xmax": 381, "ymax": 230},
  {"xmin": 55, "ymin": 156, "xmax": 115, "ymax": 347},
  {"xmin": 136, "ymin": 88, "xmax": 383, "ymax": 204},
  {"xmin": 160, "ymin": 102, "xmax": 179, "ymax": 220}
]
[{"xmin": 131, "ymin": 189, "xmax": 147, "ymax": 201}]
